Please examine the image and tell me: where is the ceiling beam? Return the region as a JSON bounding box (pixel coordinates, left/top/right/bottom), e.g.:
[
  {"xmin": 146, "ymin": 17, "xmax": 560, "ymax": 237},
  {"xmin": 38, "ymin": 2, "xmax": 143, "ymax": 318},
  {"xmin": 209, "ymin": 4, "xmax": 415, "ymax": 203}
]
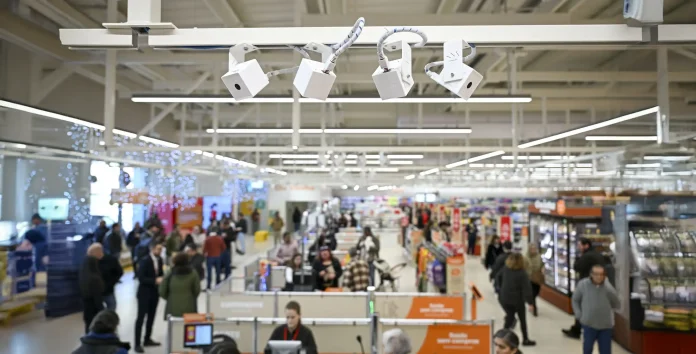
[
  {"xmin": 300, "ymin": 12, "xmax": 605, "ymax": 26},
  {"xmin": 31, "ymin": 65, "xmax": 73, "ymax": 104},
  {"xmin": 200, "ymin": 0, "xmax": 244, "ymax": 27},
  {"xmin": 108, "ymin": 145, "xmax": 619, "ymax": 153}
]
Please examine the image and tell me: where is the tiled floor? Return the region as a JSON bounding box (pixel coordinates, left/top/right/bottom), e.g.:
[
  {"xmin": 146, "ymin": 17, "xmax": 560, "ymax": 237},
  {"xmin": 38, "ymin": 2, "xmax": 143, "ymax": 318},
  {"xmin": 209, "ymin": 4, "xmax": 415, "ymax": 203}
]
[{"xmin": 0, "ymin": 232, "xmax": 633, "ymax": 354}]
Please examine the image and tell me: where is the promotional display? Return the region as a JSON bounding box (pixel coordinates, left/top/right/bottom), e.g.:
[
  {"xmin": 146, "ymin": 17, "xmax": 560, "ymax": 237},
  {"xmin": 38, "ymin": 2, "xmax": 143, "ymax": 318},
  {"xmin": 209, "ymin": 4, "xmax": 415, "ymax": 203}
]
[
  {"xmin": 451, "ymin": 208, "xmax": 462, "ymax": 244},
  {"xmin": 399, "ymin": 296, "xmax": 464, "ymax": 320},
  {"xmin": 498, "ymin": 215, "xmax": 512, "ymax": 243},
  {"xmin": 381, "ymin": 321, "xmax": 492, "ymax": 354},
  {"xmin": 202, "ymin": 196, "xmax": 233, "ymax": 229},
  {"xmin": 176, "ymin": 197, "xmax": 203, "ymax": 233},
  {"xmin": 446, "ymin": 256, "xmax": 465, "ymax": 296}
]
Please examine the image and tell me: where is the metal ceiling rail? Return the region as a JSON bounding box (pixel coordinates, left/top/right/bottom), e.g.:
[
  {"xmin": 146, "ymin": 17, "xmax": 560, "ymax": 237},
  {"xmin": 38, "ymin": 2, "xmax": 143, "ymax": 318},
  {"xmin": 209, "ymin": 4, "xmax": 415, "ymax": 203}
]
[{"xmin": 106, "ymin": 145, "xmax": 619, "ymax": 153}]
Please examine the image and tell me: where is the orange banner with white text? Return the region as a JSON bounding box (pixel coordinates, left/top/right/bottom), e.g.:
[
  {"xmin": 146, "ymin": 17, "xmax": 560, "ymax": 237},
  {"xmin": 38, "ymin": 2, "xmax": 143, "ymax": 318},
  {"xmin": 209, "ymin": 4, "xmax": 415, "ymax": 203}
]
[
  {"xmin": 382, "ymin": 322, "xmax": 491, "ymax": 354},
  {"xmin": 405, "ymin": 296, "xmax": 465, "ymax": 320}
]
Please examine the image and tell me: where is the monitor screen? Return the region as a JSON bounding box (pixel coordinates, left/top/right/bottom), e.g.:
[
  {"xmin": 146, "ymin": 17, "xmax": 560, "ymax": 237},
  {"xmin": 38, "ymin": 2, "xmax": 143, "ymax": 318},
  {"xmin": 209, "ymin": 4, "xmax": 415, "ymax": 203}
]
[
  {"xmin": 38, "ymin": 198, "xmax": 70, "ymax": 221},
  {"xmin": 267, "ymin": 340, "xmax": 302, "ymax": 354},
  {"xmin": 183, "ymin": 323, "xmax": 213, "ymax": 348}
]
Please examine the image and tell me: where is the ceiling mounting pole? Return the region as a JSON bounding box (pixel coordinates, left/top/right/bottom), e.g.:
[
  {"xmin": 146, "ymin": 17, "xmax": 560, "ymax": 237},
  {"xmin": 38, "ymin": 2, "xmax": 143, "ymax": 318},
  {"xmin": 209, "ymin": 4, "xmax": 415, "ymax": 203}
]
[
  {"xmin": 103, "ymin": 0, "xmax": 118, "ymax": 146},
  {"xmin": 656, "ymin": 47, "xmax": 670, "ymax": 144}
]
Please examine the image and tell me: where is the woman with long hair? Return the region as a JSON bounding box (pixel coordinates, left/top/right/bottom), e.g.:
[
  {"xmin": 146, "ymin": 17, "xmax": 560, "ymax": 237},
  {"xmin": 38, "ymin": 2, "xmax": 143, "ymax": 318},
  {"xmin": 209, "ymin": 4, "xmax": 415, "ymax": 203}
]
[
  {"xmin": 493, "ymin": 329, "xmax": 522, "ymax": 354},
  {"xmin": 484, "ymin": 236, "xmax": 504, "ymax": 269},
  {"xmin": 525, "ymin": 244, "xmax": 544, "ymax": 317},
  {"xmin": 283, "ymin": 253, "xmax": 304, "ymax": 291},
  {"xmin": 496, "ymin": 253, "xmax": 536, "ymax": 347},
  {"xmin": 312, "ymin": 246, "xmax": 343, "ymax": 291}
]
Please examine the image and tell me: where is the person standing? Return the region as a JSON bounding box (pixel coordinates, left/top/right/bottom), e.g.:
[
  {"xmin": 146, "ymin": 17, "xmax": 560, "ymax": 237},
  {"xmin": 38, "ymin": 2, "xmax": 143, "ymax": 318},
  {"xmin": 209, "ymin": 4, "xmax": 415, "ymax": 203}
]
[
  {"xmin": 274, "ymin": 232, "xmax": 299, "ymax": 264},
  {"xmin": 221, "ymin": 220, "xmax": 238, "ymax": 277},
  {"xmin": 563, "ymin": 237, "xmax": 606, "ymax": 339},
  {"xmin": 490, "ymin": 241, "xmax": 513, "ymax": 293},
  {"xmin": 271, "ymin": 212, "xmax": 285, "ymax": 245},
  {"xmin": 99, "ymin": 249, "xmax": 124, "ymax": 311},
  {"xmin": 292, "ymin": 207, "xmax": 302, "ymax": 233},
  {"xmin": 79, "ymin": 244, "xmax": 105, "ymax": 334},
  {"xmin": 185, "ymin": 244, "xmax": 205, "ymax": 280},
  {"xmin": 342, "ymin": 248, "xmax": 370, "ymax": 292},
  {"xmin": 165, "ymin": 224, "xmax": 183, "ymax": 261},
  {"xmin": 189, "ymin": 225, "xmax": 206, "ymax": 249},
  {"xmin": 94, "ymin": 220, "xmax": 109, "ymax": 245},
  {"xmin": 312, "ymin": 246, "xmax": 343, "ymax": 291},
  {"xmin": 105, "ymin": 223, "xmax": 123, "ymax": 256},
  {"xmin": 496, "ymin": 253, "xmax": 536, "ymax": 347},
  {"xmin": 134, "ymin": 242, "xmax": 164, "ymax": 353},
  {"xmin": 484, "ymin": 236, "xmax": 504, "ymax": 270},
  {"xmin": 235, "ymin": 212, "xmax": 248, "ymax": 255},
  {"xmin": 525, "ymin": 244, "xmax": 544, "ymax": 317},
  {"xmin": 251, "ymin": 208, "xmax": 260, "ymax": 235},
  {"xmin": 572, "ymin": 265, "xmax": 620, "ymax": 354},
  {"xmin": 126, "ymin": 222, "xmax": 143, "ymax": 274},
  {"xmin": 160, "ymin": 253, "xmax": 201, "ymax": 318},
  {"xmin": 466, "ymin": 220, "xmax": 478, "ymax": 255},
  {"xmin": 203, "ymin": 231, "xmax": 227, "ymax": 290}
]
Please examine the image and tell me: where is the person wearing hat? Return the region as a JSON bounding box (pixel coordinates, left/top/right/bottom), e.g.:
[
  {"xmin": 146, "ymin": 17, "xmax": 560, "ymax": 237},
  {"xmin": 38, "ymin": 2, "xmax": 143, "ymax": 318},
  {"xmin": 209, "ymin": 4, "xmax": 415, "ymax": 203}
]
[
  {"xmin": 312, "ymin": 245, "xmax": 343, "ymax": 291},
  {"xmin": 72, "ymin": 309, "xmax": 130, "ymax": 354}
]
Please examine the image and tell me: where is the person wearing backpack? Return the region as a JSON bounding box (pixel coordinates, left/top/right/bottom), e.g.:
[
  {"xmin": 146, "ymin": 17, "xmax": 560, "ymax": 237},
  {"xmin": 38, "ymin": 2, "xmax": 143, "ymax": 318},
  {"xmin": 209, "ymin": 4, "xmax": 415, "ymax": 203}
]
[{"xmin": 160, "ymin": 253, "xmax": 200, "ymax": 319}]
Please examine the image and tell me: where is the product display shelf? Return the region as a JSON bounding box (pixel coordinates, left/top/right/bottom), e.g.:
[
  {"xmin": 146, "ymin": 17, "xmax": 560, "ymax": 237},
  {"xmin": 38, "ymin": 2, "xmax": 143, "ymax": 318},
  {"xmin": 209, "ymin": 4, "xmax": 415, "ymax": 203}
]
[{"xmin": 630, "ymin": 221, "xmax": 696, "ymax": 333}]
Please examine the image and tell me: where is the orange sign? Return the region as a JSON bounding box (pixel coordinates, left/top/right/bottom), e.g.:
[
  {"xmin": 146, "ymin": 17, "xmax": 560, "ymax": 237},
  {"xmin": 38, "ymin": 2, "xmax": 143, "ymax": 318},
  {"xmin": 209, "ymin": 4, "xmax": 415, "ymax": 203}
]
[
  {"xmin": 556, "ymin": 199, "xmax": 567, "ymax": 215},
  {"xmin": 183, "ymin": 313, "xmax": 213, "ymax": 323},
  {"xmin": 418, "ymin": 323, "xmax": 491, "ymax": 354},
  {"xmin": 406, "ymin": 296, "xmax": 464, "ymax": 320},
  {"xmin": 447, "ymin": 256, "xmax": 466, "ymax": 295},
  {"xmin": 110, "ymin": 189, "xmax": 150, "ymax": 204}
]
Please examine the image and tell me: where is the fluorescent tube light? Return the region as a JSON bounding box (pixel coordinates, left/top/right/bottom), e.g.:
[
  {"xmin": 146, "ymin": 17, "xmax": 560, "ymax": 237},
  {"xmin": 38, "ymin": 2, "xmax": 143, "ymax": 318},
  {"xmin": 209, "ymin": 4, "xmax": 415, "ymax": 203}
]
[
  {"xmin": 132, "ymin": 96, "xmax": 532, "ymax": 104},
  {"xmin": 420, "ymin": 168, "xmax": 440, "ymax": 176},
  {"xmin": 519, "ymin": 106, "xmax": 659, "ymax": 149},
  {"xmin": 15, "ymin": 143, "xmax": 27, "ymax": 149},
  {"xmin": 0, "ymin": 99, "xmax": 105, "ymax": 130},
  {"xmin": 404, "ymin": 174, "xmax": 416, "ymax": 180},
  {"xmin": 388, "ymin": 154, "xmax": 423, "ymax": 159},
  {"xmin": 445, "ymin": 150, "xmax": 505, "ymax": 169},
  {"xmin": 502, "ymin": 155, "xmax": 573, "ymax": 160},
  {"xmin": 263, "ymin": 167, "xmax": 287, "ymax": 176},
  {"xmin": 367, "ymin": 185, "xmax": 379, "ymax": 191},
  {"xmin": 389, "ymin": 160, "xmax": 414, "ymax": 165},
  {"xmin": 138, "ymin": 136, "xmax": 180, "ymax": 148},
  {"xmin": 208, "ymin": 128, "xmax": 471, "ymax": 134},
  {"xmin": 341, "ymin": 185, "xmax": 348, "ymax": 189},
  {"xmin": 283, "ymin": 160, "xmax": 318, "ymax": 165},
  {"xmin": 303, "ymin": 167, "xmax": 399, "ymax": 172},
  {"xmin": 270, "ymin": 154, "xmax": 320, "ymax": 159},
  {"xmin": 625, "ymin": 163, "xmax": 661, "ymax": 168},
  {"xmin": 113, "ymin": 129, "xmax": 138, "ymax": 139},
  {"xmin": 644, "ymin": 156, "xmax": 692, "ymax": 161},
  {"xmin": 585, "ymin": 136, "xmax": 658, "ymax": 141},
  {"xmin": 354, "ymin": 185, "xmax": 360, "ymax": 191},
  {"xmin": 662, "ymin": 171, "xmax": 693, "ymax": 176}
]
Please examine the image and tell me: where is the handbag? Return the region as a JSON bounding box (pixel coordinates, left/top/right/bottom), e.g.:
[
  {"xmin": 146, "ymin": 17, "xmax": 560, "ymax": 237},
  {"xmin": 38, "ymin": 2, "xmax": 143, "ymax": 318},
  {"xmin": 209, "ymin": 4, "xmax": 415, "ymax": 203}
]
[{"xmin": 530, "ymin": 268, "xmax": 545, "ymax": 285}]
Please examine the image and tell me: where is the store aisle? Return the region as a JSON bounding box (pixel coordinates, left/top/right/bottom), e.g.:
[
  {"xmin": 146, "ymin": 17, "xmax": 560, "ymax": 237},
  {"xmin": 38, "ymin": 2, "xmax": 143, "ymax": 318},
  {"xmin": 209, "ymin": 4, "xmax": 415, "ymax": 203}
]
[
  {"xmin": 0, "ymin": 236, "xmax": 273, "ymax": 354},
  {"xmin": 378, "ymin": 230, "xmax": 631, "ymax": 354}
]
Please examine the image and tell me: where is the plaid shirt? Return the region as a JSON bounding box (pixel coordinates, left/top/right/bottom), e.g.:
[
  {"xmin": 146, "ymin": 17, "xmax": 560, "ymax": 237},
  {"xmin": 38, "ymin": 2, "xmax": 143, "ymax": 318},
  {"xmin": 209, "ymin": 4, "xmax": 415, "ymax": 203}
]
[{"xmin": 342, "ymin": 259, "xmax": 371, "ymax": 291}]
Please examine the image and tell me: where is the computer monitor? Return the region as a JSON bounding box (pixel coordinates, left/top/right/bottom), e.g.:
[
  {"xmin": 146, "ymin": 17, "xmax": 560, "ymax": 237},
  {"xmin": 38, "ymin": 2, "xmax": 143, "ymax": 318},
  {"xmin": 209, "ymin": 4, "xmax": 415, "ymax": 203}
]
[
  {"xmin": 267, "ymin": 340, "xmax": 302, "ymax": 354},
  {"xmin": 183, "ymin": 323, "xmax": 214, "ymax": 348}
]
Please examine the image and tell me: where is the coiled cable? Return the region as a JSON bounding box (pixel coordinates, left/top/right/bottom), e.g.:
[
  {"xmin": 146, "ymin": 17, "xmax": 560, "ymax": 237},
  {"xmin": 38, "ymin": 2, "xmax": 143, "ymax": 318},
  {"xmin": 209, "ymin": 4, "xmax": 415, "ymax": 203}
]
[
  {"xmin": 377, "ymin": 27, "xmax": 428, "ymax": 72},
  {"xmin": 323, "ymin": 17, "xmax": 365, "ymax": 73},
  {"xmin": 266, "ymin": 45, "xmax": 311, "ymax": 78},
  {"xmin": 424, "ymin": 42, "xmax": 477, "ymax": 80}
]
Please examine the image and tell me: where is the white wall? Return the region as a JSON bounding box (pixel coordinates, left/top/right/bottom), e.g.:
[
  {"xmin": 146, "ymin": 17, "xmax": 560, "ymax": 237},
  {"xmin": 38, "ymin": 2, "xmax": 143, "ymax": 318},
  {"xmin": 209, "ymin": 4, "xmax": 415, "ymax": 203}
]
[{"xmin": 267, "ymin": 185, "xmax": 331, "ymax": 224}]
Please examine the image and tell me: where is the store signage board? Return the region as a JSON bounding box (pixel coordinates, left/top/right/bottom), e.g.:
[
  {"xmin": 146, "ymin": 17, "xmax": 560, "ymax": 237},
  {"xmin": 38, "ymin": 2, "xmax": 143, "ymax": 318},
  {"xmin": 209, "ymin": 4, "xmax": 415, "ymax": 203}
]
[
  {"xmin": 534, "ymin": 200, "xmax": 558, "ymax": 214},
  {"xmin": 416, "ymin": 323, "xmax": 491, "ymax": 354},
  {"xmin": 446, "ymin": 256, "xmax": 466, "ymax": 296},
  {"xmin": 406, "ymin": 296, "xmax": 465, "ymax": 320},
  {"xmin": 499, "ymin": 216, "xmax": 512, "ymax": 243},
  {"xmin": 452, "ymin": 208, "xmax": 462, "ymax": 245}
]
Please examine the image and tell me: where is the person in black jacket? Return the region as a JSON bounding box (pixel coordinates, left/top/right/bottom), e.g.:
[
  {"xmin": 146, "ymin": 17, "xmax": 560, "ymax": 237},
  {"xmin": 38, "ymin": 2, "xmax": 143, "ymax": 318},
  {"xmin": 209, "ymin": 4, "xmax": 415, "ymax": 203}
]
[
  {"xmin": 484, "ymin": 236, "xmax": 504, "ymax": 269},
  {"xmin": 134, "ymin": 242, "xmax": 164, "ymax": 353},
  {"xmin": 264, "ymin": 301, "xmax": 317, "ymax": 354},
  {"xmin": 99, "ymin": 252, "xmax": 124, "ymax": 311},
  {"xmin": 80, "ymin": 244, "xmax": 105, "ymax": 334},
  {"xmin": 490, "ymin": 241, "xmax": 513, "ymax": 292},
  {"xmin": 94, "ymin": 220, "xmax": 109, "ymax": 245},
  {"xmin": 126, "ymin": 222, "xmax": 143, "ymax": 274},
  {"xmin": 562, "ymin": 237, "xmax": 606, "ymax": 339},
  {"xmin": 496, "ymin": 253, "xmax": 536, "ymax": 347},
  {"xmin": 185, "ymin": 244, "xmax": 205, "ymax": 280},
  {"xmin": 292, "ymin": 207, "xmax": 302, "ymax": 232},
  {"xmin": 72, "ymin": 309, "xmax": 130, "ymax": 354},
  {"xmin": 312, "ymin": 246, "xmax": 343, "ymax": 291}
]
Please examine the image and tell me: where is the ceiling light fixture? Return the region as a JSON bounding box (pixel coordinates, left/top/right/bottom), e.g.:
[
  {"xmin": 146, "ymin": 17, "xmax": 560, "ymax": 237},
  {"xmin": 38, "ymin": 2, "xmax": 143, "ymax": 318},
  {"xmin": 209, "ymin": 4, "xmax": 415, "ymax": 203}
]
[
  {"xmin": 367, "ymin": 185, "xmax": 379, "ymax": 191},
  {"xmin": 643, "ymin": 155, "xmax": 692, "ymax": 161},
  {"xmin": 445, "ymin": 150, "xmax": 505, "ymax": 169},
  {"xmin": 354, "ymin": 185, "xmax": 361, "ymax": 191},
  {"xmin": 585, "ymin": 135, "xmax": 658, "ymax": 141},
  {"xmin": 208, "ymin": 128, "xmax": 471, "ymax": 134},
  {"xmin": 625, "ymin": 163, "xmax": 661, "ymax": 168},
  {"xmin": 420, "ymin": 168, "xmax": 439, "ymax": 176},
  {"xmin": 501, "ymin": 155, "xmax": 574, "ymax": 160},
  {"xmin": 404, "ymin": 174, "xmax": 416, "ymax": 180},
  {"xmin": 518, "ymin": 106, "xmax": 659, "ymax": 149},
  {"xmin": 131, "ymin": 96, "xmax": 532, "ymax": 104},
  {"xmin": 263, "ymin": 167, "xmax": 287, "ymax": 176},
  {"xmin": 138, "ymin": 136, "xmax": 179, "ymax": 148}
]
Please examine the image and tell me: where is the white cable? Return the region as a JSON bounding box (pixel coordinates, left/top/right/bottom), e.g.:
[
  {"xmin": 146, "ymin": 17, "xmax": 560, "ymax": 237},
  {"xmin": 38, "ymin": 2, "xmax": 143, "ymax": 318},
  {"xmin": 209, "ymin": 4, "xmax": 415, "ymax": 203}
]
[
  {"xmin": 323, "ymin": 17, "xmax": 365, "ymax": 73},
  {"xmin": 423, "ymin": 42, "xmax": 477, "ymax": 80},
  {"xmin": 377, "ymin": 28, "xmax": 428, "ymax": 71},
  {"xmin": 266, "ymin": 46, "xmax": 312, "ymax": 78},
  {"xmin": 330, "ymin": 19, "xmax": 365, "ymax": 51}
]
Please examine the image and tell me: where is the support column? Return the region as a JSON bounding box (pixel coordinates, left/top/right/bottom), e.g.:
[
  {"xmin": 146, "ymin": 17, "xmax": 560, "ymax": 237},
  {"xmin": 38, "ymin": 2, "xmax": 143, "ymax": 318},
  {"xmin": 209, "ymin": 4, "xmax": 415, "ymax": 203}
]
[
  {"xmin": 103, "ymin": 0, "xmax": 118, "ymax": 145},
  {"xmin": 212, "ymin": 64, "xmax": 221, "ymax": 166},
  {"xmin": 507, "ymin": 50, "xmax": 518, "ymax": 166},
  {"xmin": 656, "ymin": 47, "xmax": 670, "ymax": 144},
  {"xmin": 0, "ymin": 44, "xmax": 34, "ymax": 142},
  {"xmin": 1, "ymin": 158, "xmax": 29, "ymax": 221}
]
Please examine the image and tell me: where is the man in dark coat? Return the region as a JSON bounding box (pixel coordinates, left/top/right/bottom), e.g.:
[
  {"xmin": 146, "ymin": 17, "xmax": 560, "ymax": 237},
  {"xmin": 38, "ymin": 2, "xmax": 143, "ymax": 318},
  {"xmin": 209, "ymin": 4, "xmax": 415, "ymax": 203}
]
[
  {"xmin": 80, "ymin": 244, "xmax": 105, "ymax": 334},
  {"xmin": 134, "ymin": 242, "xmax": 164, "ymax": 353},
  {"xmin": 99, "ymin": 252, "xmax": 124, "ymax": 311},
  {"xmin": 489, "ymin": 241, "xmax": 513, "ymax": 292}
]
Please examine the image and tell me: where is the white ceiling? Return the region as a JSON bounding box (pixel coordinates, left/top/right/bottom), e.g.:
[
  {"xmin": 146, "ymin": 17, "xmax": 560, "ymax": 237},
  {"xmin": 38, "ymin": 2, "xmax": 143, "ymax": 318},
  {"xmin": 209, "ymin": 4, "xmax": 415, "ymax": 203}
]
[{"xmin": 2, "ymin": 0, "xmax": 696, "ymax": 188}]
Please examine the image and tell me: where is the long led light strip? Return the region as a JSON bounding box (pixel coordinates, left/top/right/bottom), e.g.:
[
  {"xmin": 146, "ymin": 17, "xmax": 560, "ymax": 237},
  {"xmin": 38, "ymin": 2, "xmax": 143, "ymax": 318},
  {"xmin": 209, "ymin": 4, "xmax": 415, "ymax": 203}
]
[
  {"xmin": 303, "ymin": 167, "xmax": 399, "ymax": 172},
  {"xmin": 501, "ymin": 155, "xmax": 574, "ymax": 160},
  {"xmin": 269, "ymin": 154, "xmax": 424, "ymax": 159},
  {"xmin": 208, "ymin": 128, "xmax": 472, "ymax": 134},
  {"xmin": 132, "ymin": 96, "xmax": 533, "ymax": 104},
  {"xmin": 0, "ymin": 99, "xmax": 178, "ymax": 148},
  {"xmin": 518, "ymin": 106, "xmax": 659, "ymax": 149},
  {"xmin": 445, "ymin": 150, "xmax": 505, "ymax": 169},
  {"xmin": 585, "ymin": 136, "xmax": 658, "ymax": 141}
]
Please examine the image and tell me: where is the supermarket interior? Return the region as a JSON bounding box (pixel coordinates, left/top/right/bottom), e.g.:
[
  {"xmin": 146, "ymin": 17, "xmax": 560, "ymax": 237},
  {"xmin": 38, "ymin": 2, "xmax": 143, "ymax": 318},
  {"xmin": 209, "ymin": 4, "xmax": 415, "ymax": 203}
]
[{"xmin": 1, "ymin": 1, "xmax": 696, "ymax": 354}]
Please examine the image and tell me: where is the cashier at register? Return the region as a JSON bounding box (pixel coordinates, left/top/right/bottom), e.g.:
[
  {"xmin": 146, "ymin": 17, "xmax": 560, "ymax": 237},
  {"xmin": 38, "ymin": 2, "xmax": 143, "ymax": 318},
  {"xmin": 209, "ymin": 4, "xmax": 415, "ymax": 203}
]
[{"xmin": 264, "ymin": 301, "xmax": 317, "ymax": 354}]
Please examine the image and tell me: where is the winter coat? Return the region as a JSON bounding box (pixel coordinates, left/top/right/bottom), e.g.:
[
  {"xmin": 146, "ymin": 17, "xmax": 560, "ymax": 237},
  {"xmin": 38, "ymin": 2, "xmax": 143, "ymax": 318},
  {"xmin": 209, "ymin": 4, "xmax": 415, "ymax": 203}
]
[
  {"xmin": 72, "ymin": 333, "xmax": 130, "ymax": 354},
  {"xmin": 159, "ymin": 265, "xmax": 201, "ymax": 318},
  {"xmin": 497, "ymin": 266, "xmax": 534, "ymax": 307},
  {"xmin": 99, "ymin": 254, "xmax": 124, "ymax": 296},
  {"xmin": 79, "ymin": 256, "xmax": 105, "ymax": 300}
]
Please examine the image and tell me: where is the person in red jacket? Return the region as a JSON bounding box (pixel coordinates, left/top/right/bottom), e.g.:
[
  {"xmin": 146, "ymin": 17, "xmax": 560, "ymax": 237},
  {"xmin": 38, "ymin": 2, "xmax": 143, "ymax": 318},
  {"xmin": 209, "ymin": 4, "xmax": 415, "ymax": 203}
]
[{"xmin": 203, "ymin": 232, "xmax": 227, "ymax": 289}]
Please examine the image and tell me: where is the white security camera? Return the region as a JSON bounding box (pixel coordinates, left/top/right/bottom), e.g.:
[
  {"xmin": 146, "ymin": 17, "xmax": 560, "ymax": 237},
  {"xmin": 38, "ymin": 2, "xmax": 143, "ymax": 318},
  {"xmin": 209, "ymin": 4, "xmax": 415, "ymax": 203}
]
[
  {"xmin": 221, "ymin": 44, "xmax": 268, "ymax": 101},
  {"xmin": 425, "ymin": 40, "xmax": 482, "ymax": 100},
  {"xmin": 372, "ymin": 28, "xmax": 427, "ymax": 100},
  {"xmin": 293, "ymin": 18, "xmax": 365, "ymax": 100}
]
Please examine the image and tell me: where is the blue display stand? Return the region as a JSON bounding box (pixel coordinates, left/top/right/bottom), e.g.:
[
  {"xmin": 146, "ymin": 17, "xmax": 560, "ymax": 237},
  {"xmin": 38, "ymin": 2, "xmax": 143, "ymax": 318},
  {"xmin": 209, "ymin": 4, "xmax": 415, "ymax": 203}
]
[
  {"xmin": 7, "ymin": 250, "xmax": 35, "ymax": 295},
  {"xmin": 44, "ymin": 223, "xmax": 88, "ymax": 318}
]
